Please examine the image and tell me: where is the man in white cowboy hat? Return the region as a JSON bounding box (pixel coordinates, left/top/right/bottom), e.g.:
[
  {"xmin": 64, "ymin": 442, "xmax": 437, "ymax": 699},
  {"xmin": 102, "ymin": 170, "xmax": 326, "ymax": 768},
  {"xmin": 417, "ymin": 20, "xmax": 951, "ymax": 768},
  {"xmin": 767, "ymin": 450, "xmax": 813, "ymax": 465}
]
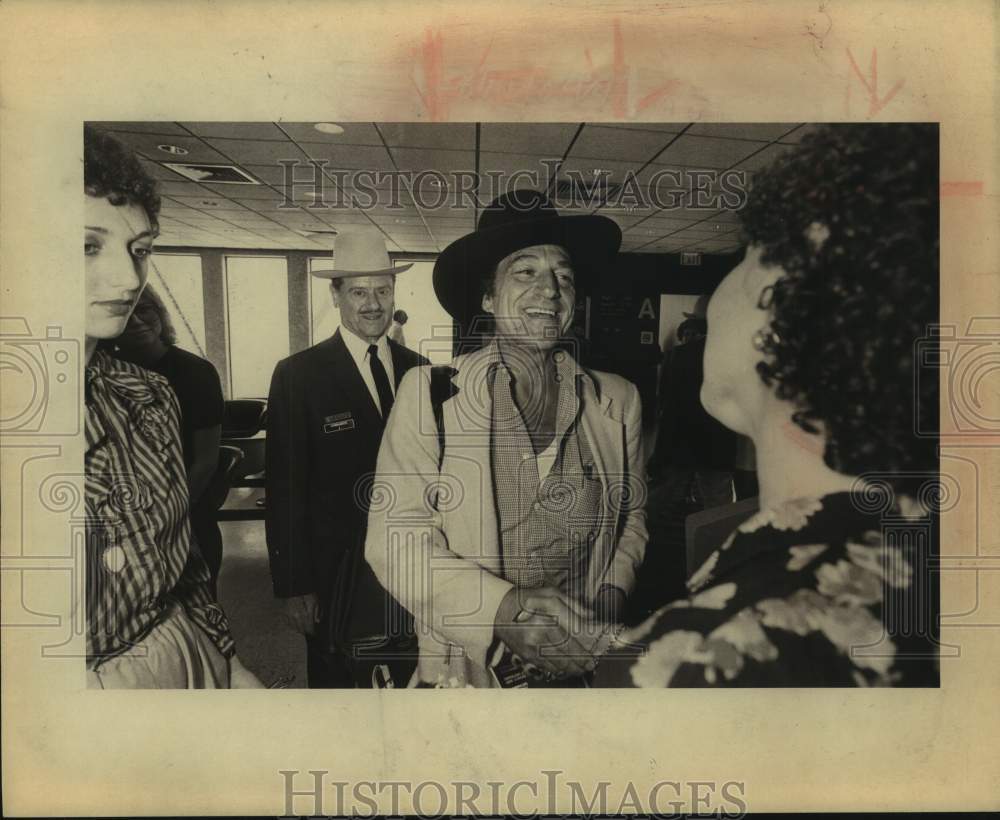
[
  {"xmin": 364, "ymin": 190, "xmax": 648, "ymax": 687},
  {"xmin": 265, "ymin": 225, "xmax": 428, "ymax": 688}
]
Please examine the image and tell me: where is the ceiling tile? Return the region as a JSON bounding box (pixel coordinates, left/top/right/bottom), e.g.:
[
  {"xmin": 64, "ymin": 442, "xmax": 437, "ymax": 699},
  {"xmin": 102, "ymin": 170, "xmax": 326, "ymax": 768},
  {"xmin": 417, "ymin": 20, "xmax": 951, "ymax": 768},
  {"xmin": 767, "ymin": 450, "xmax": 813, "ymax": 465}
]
[
  {"xmin": 390, "ymin": 147, "xmax": 476, "ymax": 177},
  {"xmin": 733, "ymin": 142, "xmax": 796, "ymax": 173},
  {"xmin": 298, "ymin": 143, "xmax": 396, "ymax": 172},
  {"xmin": 655, "ymin": 135, "xmax": 767, "ymax": 169},
  {"xmin": 570, "ymin": 125, "xmax": 676, "ymax": 162},
  {"xmin": 671, "ymin": 224, "xmax": 738, "ymax": 238},
  {"xmin": 198, "ymin": 180, "xmax": 281, "ymax": 199},
  {"xmin": 377, "ymin": 123, "xmax": 476, "ymax": 151},
  {"xmin": 626, "ymin": 215, "xmax": 702, "ymax": 234},
  {"xmin": 202, "ymin": 137, "xmax": 306, "ymax": 165},
  {"xmin": 93, "ymin": 122, "xmax": 190, "ymax": 137},
  {"xmin": 480, "ymin": 123, "xmax": 579, "ymax": 156},
  {"xmin": 604, "ymin": 214, "xmax": 648, "ymax": 230},
  {"xmin": 423, "ymin": 216, "xmax": 475, "ymax": 228},
  {"xmin": 478, "ymin": 152, "xmax": 559, "ymax": 190},
  {"xmin": 599, "ymin": 122, "xmax": 688, "ymax": 134},
  {"xmin": 240, "ymin": 164, "xmax": 295, "ymax": 185},
  {"xmin": 710, "ymin": 208, "xmax": 743, "ymax": 224},
  {"xmin": 230, "ymin": 197, "xmax": 299, "ymax": 213},
  {"xmin": 656, "ymin": 205, "xmax": 722, "ymax": 222},
  {"xmin": 371, "ymin": 214, "xmax": 427, "ymax": 227},
  {"xmin": 181, "ymin": 122, "xmax": 289, "ymax": 141},
  {"xmin": 141, "ymin": 159, "xmax": 196, "ymax": 182},
  {"xmin": 695, "ymin": 238, "xmax": 745, "ymax": 251},
  {"xmin": 162, "ymin": 213, "xmax": 230, "ymax": 227},
  {"xmin": 778, "ymin": 124, "xmax": 822, "ymax": 144},
  {"xmin": 166, "ymin": 195, "xmax": 251, "ymax": 211},
  {"xmin": 107, "ymin": 132, "xmax": 231, "ymax": 164},
  {"xmin": 323, "ymin": 212, "xmax": 383, "ymax": 225},
  {"xmin": 686, "ymin": 123, "xmax": 800, "ymax": 142},
  {"xmin": 155, "ymin": 180, "xmax": 215, "ymax": 198},
  {"xmin": 282, "ymin": 122, "xmax": 384, "ymax": 146}
]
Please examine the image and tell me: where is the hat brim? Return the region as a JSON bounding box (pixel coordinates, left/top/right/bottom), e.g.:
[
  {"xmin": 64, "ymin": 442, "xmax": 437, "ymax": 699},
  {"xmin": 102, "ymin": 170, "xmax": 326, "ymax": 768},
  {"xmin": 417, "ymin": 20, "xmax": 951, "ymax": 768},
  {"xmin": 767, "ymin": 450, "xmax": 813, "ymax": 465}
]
[
  {"xmin": 310, "ymin": 262, "xmax": 413, "ymax": 280},
  {"xmin": 433, "ymin": 214, "xmax": 621, "ymax": 322}
]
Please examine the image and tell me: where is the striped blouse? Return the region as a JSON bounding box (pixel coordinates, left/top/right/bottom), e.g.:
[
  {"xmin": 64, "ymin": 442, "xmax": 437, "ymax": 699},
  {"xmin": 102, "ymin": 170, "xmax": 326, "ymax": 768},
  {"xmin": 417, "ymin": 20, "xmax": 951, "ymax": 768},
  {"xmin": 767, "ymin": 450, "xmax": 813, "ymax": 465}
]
[{"xmin": 85, "ymin": 350, "xmax": 235, "ymax": 667}]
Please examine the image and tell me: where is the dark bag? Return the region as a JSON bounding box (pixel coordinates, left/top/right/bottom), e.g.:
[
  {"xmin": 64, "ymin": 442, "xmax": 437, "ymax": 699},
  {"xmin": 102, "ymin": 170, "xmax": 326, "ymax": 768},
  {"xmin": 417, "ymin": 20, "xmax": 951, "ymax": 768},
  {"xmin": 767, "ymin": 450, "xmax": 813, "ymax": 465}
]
[
  {"xmin": 328, "ymin": 537, "xmax": 418, "ymax": 688},
  {"xmin": 326, "ymin": 366, "xmax": 457, "ymax": 688}
]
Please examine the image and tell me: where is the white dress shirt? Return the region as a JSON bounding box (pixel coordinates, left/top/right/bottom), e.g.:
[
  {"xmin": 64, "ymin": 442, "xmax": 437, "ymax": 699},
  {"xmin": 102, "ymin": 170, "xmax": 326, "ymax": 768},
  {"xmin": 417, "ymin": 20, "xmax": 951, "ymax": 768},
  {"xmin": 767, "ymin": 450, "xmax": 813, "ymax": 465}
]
[{"xmin": 340, "ymin": 327, "xmax": 395, "ymax": 415}]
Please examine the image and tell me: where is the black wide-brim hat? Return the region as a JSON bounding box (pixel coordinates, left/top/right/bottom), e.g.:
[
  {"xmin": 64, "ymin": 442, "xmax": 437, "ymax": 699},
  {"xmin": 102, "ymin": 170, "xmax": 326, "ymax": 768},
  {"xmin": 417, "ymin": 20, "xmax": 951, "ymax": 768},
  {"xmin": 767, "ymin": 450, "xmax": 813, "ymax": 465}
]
[{"xmin": 433, "ymin": 190, "xmax": 622, "ymax": 322}]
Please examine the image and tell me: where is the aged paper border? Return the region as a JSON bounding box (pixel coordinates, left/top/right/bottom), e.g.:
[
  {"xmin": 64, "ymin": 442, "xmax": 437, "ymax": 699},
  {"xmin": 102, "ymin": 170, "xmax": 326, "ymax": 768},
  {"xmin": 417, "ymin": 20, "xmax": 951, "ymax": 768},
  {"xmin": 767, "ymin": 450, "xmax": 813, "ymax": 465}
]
[{"xmin": 1, "ymin": 0, "xmax": 998, "ymax": 814}]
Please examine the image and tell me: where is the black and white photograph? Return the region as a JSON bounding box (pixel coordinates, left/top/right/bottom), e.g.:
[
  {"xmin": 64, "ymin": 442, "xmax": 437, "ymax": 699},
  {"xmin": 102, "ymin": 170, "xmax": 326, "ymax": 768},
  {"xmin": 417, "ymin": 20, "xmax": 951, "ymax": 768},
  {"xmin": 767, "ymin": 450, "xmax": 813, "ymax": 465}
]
[
  {"xmin": 81, "ymin": 120, "xmax": 940, "ymax": 690},
  {"xmin": 2, "ymin": 1, "xmax": 997, "ymax": 816}
]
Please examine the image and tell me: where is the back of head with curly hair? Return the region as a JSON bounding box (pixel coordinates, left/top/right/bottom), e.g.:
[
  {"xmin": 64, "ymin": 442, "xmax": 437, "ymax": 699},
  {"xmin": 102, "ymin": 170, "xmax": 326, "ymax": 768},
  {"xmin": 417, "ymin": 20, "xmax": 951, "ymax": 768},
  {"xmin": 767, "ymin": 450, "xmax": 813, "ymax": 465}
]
[
  {"xmin": 84, "ymin": 125, "xmax": 161, "ymax": 233},
  {"xmin": 739, "ymin": 123, "xmax": 939, "ymax": 481}
]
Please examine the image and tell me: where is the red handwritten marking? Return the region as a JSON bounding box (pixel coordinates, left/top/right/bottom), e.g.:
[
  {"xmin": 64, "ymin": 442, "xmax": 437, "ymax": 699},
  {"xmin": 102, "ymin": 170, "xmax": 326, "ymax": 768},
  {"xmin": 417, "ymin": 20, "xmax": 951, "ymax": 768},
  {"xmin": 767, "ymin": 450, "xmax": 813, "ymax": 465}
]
[
  {"xmin": 611, "ymin": 20, "xmax": 628, "ymax": 118},
  {"xmin": 941, "ymin": 181, "xmax": 985, "ymax": 197},
  {"xmin": 413, "ymin": 19, "xmax": 681, "ymax": 121},
  {"xmin": 636, "ymin": 80, "xmax": 683, "ymax": 115},
  {"xmin": 418, "ymin": 28, "xmax": 445, "ymax": 121},
  {"xmin": 846, "ymin": 47, "xmax": 905, "ymax": 116}
]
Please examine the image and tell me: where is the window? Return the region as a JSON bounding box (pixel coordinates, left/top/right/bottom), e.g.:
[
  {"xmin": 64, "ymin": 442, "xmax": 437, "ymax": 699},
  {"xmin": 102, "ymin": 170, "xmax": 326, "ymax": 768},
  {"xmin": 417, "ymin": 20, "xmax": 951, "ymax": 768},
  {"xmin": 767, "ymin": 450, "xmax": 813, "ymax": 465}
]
[
  {"xmin": 148, "ymin": 253, "xmax": 206, "ymax": 356},
  {"xmin": 390, "ymin": 260, "xmax": 454, "ymax": 364},
  {"xmin": 225, "ymin": 256, "xmax": 289, "ymax": 398}
]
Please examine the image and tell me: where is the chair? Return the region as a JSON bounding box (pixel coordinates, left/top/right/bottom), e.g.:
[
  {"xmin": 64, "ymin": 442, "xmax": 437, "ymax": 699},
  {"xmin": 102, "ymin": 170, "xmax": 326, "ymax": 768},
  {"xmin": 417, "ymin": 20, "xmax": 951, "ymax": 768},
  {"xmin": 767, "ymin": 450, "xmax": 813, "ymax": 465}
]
[
  {"xmin": 222, "ymin": 399, "xmax": 267, "ymax": 484},
  {"xmin": 685, "ymin": 496, "xmax": 759, "ymax": 578},
  {"xmin": 222, "ymin": 399, "xmax": 268, "ymax": 438},
  {"xmin": 202, "ymin": 445, "xmax": 245, "ymax": 514}
]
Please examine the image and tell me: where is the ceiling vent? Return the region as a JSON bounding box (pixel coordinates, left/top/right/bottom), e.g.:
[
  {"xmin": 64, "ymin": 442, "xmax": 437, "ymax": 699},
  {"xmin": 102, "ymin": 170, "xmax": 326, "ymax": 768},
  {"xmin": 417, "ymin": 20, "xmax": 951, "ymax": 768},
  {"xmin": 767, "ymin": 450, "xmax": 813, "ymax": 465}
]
[
  {"xmin": 552, "ymin": 178, "xmax": 622, "ymax": 207},
  {"xmin": 162, "ymin": 162, "xmax": 261, "ymax": 184}
]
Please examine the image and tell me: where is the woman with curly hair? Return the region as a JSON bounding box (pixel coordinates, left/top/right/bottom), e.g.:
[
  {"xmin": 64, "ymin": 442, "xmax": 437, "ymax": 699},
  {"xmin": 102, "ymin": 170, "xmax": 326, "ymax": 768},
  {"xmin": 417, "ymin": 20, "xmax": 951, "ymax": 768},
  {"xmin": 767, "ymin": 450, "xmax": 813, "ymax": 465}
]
[
  {"xmin": 84, "ymin": 125, "xmax": 261, "ymax": 687},
  {"xmin": 595, "ymin": 123, "xmax": 939, "ymax": 687}
]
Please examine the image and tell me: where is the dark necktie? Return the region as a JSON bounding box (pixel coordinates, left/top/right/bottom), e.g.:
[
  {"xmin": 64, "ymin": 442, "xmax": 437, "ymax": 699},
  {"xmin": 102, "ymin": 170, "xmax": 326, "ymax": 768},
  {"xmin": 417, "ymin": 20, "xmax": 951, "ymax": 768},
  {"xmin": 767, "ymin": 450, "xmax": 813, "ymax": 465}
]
[{"xmin": 368, "ymin": 344, "xmax": 394, "ymax": 419}]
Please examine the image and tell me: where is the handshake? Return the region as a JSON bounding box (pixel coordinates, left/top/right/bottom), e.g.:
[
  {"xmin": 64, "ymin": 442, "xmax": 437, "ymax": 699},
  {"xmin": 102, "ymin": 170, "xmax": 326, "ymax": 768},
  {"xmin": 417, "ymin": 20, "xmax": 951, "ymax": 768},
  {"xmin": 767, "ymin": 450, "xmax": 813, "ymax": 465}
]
[{"xmin": 492, "ymin": 584, "xmax": 626, "ymax": 682}]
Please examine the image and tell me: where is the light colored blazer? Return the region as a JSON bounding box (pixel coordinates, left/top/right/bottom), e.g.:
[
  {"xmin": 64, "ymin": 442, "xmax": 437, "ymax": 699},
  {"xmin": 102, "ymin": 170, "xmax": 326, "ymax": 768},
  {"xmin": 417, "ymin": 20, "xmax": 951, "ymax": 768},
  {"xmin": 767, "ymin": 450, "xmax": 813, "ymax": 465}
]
[{"xmin": 364, "ymin": 344, "xmax": 649, "ymax": 687}]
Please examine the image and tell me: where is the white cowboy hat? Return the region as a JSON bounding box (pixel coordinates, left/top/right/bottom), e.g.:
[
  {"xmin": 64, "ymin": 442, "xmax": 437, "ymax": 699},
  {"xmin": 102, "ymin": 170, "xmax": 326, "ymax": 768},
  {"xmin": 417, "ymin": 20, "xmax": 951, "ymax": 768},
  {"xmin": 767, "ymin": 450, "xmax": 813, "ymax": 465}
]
[{"xmin": 310, "ymin": 225, "xmax": 413, "ymax": 279}]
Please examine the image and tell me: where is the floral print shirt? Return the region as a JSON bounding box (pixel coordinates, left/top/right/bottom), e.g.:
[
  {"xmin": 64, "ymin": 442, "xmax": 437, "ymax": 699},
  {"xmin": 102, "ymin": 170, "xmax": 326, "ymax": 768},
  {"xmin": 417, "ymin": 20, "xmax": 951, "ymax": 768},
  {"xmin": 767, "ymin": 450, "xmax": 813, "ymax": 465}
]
[{"xmin": 595, "ymin": 492, "xmax": 939, "ymax": 687}]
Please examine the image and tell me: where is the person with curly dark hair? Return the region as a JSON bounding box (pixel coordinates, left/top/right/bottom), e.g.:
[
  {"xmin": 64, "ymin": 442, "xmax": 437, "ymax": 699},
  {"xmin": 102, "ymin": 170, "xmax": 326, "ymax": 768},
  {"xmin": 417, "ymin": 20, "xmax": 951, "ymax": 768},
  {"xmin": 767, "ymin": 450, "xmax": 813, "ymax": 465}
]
[
  {"xmin": 595, "ymin": 123, "xmax": 939, "ymax": 687},
  {"xmin": 84, "ymin": 125, "xmax": 261, "ymax": 687}
]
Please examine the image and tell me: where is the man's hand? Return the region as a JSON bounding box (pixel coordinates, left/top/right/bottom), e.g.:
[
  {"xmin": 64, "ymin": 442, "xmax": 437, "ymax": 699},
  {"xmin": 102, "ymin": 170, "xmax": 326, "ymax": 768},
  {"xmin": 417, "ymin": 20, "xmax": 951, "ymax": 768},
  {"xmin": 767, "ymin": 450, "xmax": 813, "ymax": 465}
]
[
  {"xmin": 230, "ymin": 655, "xmax": 266, "ymax": 688},
  {"xmin": 283, "ymin": 592, "xmax": 320, "ymax": 635},
  {"xmin": 494, "ymin": 586, "xmax": 602, "ymax": 679},
  {"xmin": 593, "ymin": 584, "xmax": 627, "ymax": 626}
]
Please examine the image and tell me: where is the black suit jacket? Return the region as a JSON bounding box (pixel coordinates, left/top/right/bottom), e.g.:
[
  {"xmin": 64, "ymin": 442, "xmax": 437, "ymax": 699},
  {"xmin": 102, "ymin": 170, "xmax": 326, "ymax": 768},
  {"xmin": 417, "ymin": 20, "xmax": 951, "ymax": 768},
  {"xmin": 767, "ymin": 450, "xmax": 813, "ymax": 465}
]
[{"xmin": 264, "ymin": 329, "xmax": 427, "ymax": 618}]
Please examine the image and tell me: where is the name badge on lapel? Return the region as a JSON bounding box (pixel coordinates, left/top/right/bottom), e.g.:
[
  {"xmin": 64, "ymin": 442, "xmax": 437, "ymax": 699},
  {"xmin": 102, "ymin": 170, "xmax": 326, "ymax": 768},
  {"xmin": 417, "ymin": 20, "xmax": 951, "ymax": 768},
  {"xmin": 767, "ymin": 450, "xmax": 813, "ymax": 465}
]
[{"xmin": 323, "ymin": 411, "xmax": 356, "ymax": 434}]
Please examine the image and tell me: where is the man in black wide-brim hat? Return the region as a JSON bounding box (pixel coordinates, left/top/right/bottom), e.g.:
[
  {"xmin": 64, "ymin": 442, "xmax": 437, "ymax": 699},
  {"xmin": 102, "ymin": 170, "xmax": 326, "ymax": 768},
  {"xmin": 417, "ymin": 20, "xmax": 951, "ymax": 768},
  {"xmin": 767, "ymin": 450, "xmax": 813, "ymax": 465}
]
[{"xmin": 364, "ymin": 190, "xmax": 649, "ymax": 687}]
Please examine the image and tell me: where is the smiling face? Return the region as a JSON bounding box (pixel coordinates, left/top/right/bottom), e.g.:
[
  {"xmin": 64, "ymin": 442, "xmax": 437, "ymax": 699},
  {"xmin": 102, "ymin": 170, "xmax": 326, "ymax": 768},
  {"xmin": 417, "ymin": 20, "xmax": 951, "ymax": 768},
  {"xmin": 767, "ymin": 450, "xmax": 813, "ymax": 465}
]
[
  {"xmin": 332, "ymin": 273, "xmax": 396, "ymax": 344},
  {"xmin": 85, "ymin": 195, "xmax": 155, "ymax": 342},
  {"xmin": 483, "ymin": 244, "xmax": 576, "ymax": 351}
]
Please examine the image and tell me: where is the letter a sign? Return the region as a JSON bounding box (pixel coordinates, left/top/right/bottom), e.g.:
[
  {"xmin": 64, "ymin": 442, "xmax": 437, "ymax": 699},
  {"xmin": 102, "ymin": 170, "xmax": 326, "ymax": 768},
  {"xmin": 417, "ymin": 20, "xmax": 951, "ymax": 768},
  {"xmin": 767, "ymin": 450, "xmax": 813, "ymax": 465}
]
[{"xmin": 637, "ymin": 297, "xmax": 655, "ymax": 320}]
